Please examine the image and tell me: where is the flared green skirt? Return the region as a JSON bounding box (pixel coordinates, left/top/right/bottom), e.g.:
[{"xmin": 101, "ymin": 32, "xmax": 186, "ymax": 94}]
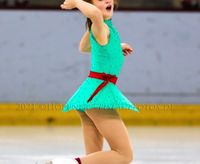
[{"xmin": 62, "ymin": 77, "xmax": 139, "ymax": 112}]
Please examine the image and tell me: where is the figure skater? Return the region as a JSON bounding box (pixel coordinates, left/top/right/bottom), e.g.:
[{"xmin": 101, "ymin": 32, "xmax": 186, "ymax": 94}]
[{"xmin": 46, "ymin": 0, "xmax": 140, "ymax": 163}]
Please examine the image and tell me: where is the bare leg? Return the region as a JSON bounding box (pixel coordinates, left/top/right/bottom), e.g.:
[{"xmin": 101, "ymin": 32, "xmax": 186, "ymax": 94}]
[
  {"xmin": 78, "ymin": 108, "xmax": 134, "ymax": 164},
  {"xmin": 76, "ymin": 110, "xmax": 103, "ymax": 154}
]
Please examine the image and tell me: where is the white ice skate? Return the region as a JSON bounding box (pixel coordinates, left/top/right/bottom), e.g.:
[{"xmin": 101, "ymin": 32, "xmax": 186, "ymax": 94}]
[{"xmin": 45, "ymin": 158, "xmax": 79, "ymax": 164}]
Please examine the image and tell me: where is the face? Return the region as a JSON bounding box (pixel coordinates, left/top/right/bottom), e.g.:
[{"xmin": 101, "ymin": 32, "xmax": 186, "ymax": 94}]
[{"xmin": 92, "ymin": 0, "xmax": 114, "ymax": 20}]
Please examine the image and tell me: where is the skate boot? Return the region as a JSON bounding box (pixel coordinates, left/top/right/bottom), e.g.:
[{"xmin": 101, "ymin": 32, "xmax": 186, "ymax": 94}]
[{"xmin": 45, "ymin": 158, "xmax": 79, "ymax": 164}]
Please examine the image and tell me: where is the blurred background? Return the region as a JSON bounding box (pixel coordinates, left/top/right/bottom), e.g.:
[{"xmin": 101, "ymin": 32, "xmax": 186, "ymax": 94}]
[{"xmin": 0, "ymin": 0, "xmax": 200, "ymax": 164}]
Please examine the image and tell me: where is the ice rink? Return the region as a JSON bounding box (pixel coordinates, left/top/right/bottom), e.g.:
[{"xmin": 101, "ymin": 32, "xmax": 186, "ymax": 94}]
[{"xmin": 0, "ymin": 126, "xmax": 199, "ymax": 164}]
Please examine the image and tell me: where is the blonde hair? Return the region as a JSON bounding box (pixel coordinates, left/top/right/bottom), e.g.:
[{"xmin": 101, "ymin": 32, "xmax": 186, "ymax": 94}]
[{"xmin": 83, "ymin": 0, "xmax": 119, "ymax": 30}]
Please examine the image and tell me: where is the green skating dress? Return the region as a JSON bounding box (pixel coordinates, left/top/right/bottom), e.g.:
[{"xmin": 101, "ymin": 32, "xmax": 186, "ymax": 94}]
[{"xmin": 62, "ymin": 18, "xmax": 139, "ymax": 112}]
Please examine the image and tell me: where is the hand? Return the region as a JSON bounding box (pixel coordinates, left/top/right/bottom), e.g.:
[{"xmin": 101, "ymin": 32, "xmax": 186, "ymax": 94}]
[
  {"xmin": 121, "ymin": 43, "xmax": 134, "ymax": 56},
  {"xmin": 60, "ymin": 0, "xmax": 77, "ymax": 10}
]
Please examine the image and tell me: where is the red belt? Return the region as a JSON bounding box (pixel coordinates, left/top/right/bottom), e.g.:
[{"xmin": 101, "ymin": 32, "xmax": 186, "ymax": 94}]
[{"xmin": 87, "ymin": 71, "xmax": 118, "ymax": 103}]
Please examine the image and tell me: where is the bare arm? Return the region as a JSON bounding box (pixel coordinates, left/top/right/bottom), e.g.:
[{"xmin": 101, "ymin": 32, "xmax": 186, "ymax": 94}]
[
  {"xmin": 79, "ymin": 26, "xmax": 91, "ymax": 54},
  {"xmin": 75, "ymin": 0, "xmax": 102, "ymax": 21},
  {"xmin": 61, "ymin": 0, "xmax": 103, "ymax": 26},
  {"xmin": 61, "ymin": 0, "xmax": 108, "ymax": 46}
]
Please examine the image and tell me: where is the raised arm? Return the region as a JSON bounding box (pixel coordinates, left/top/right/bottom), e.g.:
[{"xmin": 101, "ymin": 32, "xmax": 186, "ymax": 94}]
[{"xmin": 61, "ymin": 0, "xmax": 108, "ymax": 46}]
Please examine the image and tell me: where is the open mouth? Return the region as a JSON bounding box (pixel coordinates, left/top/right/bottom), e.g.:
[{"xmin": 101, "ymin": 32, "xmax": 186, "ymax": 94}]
[{"xmin": 106, "ymin": 5, "xmax": 112, "ymax": 11}]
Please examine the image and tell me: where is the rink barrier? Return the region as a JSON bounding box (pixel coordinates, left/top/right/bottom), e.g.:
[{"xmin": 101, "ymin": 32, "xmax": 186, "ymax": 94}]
[{"xmin": 0, "ymin": 103, "xmax": 200, "ymax": 126}]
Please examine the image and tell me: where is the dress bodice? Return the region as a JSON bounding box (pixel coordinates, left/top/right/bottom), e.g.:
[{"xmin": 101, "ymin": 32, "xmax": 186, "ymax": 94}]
[{"xmin": 89, "ymin": 18, "xmax": 124, "ymax": 78}]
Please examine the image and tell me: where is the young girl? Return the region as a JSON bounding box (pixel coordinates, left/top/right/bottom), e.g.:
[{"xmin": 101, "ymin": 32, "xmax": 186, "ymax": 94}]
[{"xmin": 46, "ymin": 0, "xmax": 140, "ymax": 163}]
